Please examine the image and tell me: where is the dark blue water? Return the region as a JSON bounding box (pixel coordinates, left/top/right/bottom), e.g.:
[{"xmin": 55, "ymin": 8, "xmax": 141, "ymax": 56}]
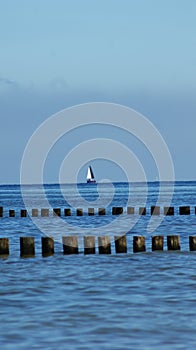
[{"xmin": 0, "ymin": 182, "xmax": 196, "ymax": 349}]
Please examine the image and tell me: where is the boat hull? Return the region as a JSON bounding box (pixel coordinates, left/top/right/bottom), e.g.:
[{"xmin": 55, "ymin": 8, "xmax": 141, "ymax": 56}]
[{"xmin": 87, "ymin": 179, "xmax": 96, "ymax": 183}]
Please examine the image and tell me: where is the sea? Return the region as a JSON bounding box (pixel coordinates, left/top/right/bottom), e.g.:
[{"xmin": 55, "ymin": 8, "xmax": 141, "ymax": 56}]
[{"xmin": 0, "ymin": 181, "xmax": 196, "ymax": 350}]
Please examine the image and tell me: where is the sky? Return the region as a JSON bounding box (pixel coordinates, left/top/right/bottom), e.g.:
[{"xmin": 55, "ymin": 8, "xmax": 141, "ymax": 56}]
[{"xmin": 0, "ymin": 0, "xmax": 196, "ymax": 183}]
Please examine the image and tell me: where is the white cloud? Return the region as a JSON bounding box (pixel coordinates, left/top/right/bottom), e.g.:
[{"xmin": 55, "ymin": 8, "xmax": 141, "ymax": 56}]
[{"xmin": 0, "ymin": 77, "xmax": 18, "ymax": 86}]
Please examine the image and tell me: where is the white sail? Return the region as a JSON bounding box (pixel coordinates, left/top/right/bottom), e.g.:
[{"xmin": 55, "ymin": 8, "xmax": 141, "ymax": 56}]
[
  {"xmin": 86, "ymin": 166, "xmax": 92, "ymax": 180},
  {"xmin": 86, "ymin": 166, "xmax": 96, "ymax": 183}
]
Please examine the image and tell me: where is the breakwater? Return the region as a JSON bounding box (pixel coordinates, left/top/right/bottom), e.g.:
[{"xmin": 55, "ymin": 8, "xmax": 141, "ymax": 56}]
[
  {"xmin": 1, "ymin": 235, "xmax": 196, "ymax": 257},
  {"xmin": 0, "ymin": 205, "xmax": 194, "ymax": 217}
]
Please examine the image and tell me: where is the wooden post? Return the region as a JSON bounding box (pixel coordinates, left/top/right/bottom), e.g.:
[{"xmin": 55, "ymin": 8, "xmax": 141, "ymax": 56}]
[
  {"xmin": 62, "ymin": 236, "xmax": 79, "ymax": 254},
  {"xmin": 42, "ymin": 237, "xmax": 54, "ymax": 257},
  {"xmin": 0, "ymin": 206, "xmax": 3, "ymax": 217},
  {"xmin": 127, "ymin": 207, "xmax": 134, "ymax": 214},
  {"xmin": 64, "ymin": 208, "xmax": 71, "ymax": 216},
  {"xmin": 189, "ymin": 236, "xmax": 196, "ymax": 251},
  {"xmin": 179, "ymin": 206, "xmax": 190, "ymax": 215},
  {"xmin": 84, "ymin": 236, "xmax": 96, "ymax": 254},
  {"xmin": 112, "ymin": 207, "xmax": 123, "ymax": 215},
  {"xmin": 139, "ymin": 207, "xmax": 146, "ymax": 215},
  {"xmin": 98, "ymin": 236, "xmax": 111, "ymax": 254},
  {"xmin": 53, "ymin": 208, "xmax": 61, "ymax": 217},
  {"xmin": 151, "ymin": 206, "xmax": 160, "ymax": 215},
  {"xmin": 88, "ymin": 208, "xmax": 94, "ymax": 216},
  {"xmin": 21, "ymin": 209, "xmax": 27, "ymax": 217},
  {"xmin": 32, "ymin": 209, "xmax": 38, "ymax": 217},
  {"xmin": 98, "ymin": 208, "xmax": 106, "ymax": 215},
  {"xmin": 41, "ymin": 208, "xmax": 49, "ymax": 217},
  {"xmin": 9, "ymin": 210, "xmax": 15, "ymax": 217},
  {"xmin": 164, "ymin": 207, "xmax": 174, "ymax": 216},
  {"xmin": 152, "ymin": 235, "xmax": 164, "ymax": 251},
  {"xmin": 0, "ymin": 238, "xmax": 9, "ymax": 256},
  {"xmin": 76, "ymin": 208, "xmax": 83, "ymax": 216},
  {"xmin": 167, "ymin": 235, "xmax": 180, "ymax": 250},
  {"xmin": 133, "ymin": 236, "xmax": 146, "ymax": 253},
  {"xmin": 114, "ymin": 235, "xmax": 127, "ymax": 253},
  {"xmin": 20, "ymin": 237, "xmax": 35, "ymax": 257}
]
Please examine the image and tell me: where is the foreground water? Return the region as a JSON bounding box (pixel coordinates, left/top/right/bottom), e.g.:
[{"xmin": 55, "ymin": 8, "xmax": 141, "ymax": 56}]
[{"xmin": 0, "ymin": 182, "xmax": 196, "ymax": 349}]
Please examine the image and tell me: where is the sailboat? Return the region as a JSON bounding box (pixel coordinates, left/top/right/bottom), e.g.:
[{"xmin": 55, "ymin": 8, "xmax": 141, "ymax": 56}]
[{"xmin": 86, "ymin": 166, "xmax": 96, "ymax": 183}]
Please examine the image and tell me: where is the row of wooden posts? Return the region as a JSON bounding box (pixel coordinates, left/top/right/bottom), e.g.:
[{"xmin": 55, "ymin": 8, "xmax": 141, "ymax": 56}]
[
  {"xmin": 1, "ymin": 235, "xmax": 196, "ymax": 257},
  {"xmin": 0, "ymin": 205, "xmax": 194, "ymax": 217}
]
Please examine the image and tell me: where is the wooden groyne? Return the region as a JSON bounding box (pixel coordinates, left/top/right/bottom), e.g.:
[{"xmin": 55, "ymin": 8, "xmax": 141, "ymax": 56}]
[
  {"xmin": 0, "ymin": 205, "xmax": 195, "ymax": 217},
  {"xmin": 0, "ymin": 235, "xmax": 196, "ymax": 258}
]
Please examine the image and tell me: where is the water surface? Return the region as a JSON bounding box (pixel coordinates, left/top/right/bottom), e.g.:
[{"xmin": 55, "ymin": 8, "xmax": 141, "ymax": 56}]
[{"xmin": 0, "ymin": 182, "xmax": 196, "ymax": 349}]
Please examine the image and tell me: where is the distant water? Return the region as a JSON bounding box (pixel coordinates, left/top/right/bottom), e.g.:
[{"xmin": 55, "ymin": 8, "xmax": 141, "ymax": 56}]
[{"xmin": 0, "ymin": 181, "xmax": 196, "ymax": 350}]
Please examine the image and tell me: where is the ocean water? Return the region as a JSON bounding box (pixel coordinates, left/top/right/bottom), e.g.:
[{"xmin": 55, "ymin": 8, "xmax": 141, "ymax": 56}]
[{"xmin": 0, "ymin": 181, "xmax": 196, "ymax": 349}]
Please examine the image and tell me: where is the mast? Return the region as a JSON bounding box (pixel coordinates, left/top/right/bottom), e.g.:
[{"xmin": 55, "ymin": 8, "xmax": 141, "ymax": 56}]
[{"xmin": 89, "ymin": 166, "xmax": 95, "ymax": 179}]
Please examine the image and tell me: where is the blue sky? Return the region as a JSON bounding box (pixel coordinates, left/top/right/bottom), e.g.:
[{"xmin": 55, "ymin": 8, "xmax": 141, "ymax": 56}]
[{"xmin": 0, "ymin": 0, "xmax": 196, "ymax": 183}]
